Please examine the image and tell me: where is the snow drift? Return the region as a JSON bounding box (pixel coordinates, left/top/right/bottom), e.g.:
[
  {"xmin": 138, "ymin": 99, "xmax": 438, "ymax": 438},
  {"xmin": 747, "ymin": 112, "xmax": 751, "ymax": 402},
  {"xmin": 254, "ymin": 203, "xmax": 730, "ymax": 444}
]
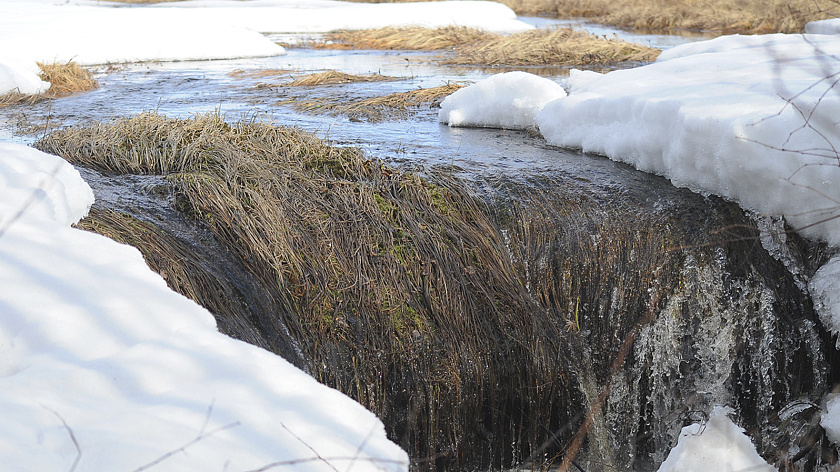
[{"xmin": 0, "ymin": 143, "xmax": 408, "ymax": 471}]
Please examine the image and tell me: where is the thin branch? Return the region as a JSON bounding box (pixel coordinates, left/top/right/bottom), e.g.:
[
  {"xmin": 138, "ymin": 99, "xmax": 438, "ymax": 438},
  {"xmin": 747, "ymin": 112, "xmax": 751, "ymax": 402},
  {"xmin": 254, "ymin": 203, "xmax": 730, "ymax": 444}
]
[
  {"xmin": 279, "ymin": 422, "xmax": 340, "ymax": 472},
  {"xmin": 131, "ymin": 402, "xmax": 240, "ymax": 472},
  {"xmin": 43, "ymin": 406, "xmax": 81, "ymax": 472}
]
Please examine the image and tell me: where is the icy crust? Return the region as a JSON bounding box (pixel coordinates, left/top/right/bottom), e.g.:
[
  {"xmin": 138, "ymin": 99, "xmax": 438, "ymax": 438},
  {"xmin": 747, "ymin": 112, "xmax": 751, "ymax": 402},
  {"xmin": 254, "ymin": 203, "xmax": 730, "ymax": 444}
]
[
  {"xmin": 810, "ymin": 255, "xmax": 840, "ymax": 347},
  {"xmin": 656, "ymin": 407, "xmax": 775, "ymax": 472},
  {"xmin": 439, "ymin": 71, "xmax": 566, "ymax": 130},
  {"xmin": 0, "ymin": 143, "xmax": 408, "ymax": 471},
  {"xmin": 537, "ymin": 33, "xmax": 840, "ymax": 246}
]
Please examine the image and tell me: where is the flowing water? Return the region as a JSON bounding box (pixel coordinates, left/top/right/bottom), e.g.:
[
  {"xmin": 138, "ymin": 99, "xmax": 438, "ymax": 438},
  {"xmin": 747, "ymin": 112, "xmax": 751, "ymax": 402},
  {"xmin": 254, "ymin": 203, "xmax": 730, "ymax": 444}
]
[{"xmin": 3, "ymin": 20, "xmax": 835, "ymax": 471}]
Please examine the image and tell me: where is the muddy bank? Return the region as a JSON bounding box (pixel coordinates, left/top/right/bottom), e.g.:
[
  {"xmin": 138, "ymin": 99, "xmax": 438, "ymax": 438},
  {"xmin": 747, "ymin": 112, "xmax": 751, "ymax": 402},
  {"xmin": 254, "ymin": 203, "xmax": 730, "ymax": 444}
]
[{"xmin": 38, "ymin": 114, "xmax": 836, "ymax": 471}]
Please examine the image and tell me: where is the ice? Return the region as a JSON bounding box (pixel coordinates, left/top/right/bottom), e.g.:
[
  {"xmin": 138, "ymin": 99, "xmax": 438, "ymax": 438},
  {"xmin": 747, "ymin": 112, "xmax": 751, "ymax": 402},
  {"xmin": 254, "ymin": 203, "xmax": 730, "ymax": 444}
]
[
  {"xmin": 810, "ymin": 256, "xmax": 840, "ymax": 348},
  {"xmin": 439, "ymin": 71, "xmax": 566, "ymax": 130}
]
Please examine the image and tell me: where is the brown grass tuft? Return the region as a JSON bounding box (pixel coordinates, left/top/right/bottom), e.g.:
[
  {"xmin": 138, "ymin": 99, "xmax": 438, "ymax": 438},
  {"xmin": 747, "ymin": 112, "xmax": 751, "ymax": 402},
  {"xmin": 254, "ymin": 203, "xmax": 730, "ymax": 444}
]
[
  {"xmin": 446, "ymin": 27, "xmax": 660, "ymax": 66},
  {"xmin": 316, "ymin": 26, "xmax": 496, "ymax": 50},
  {"xmin": 305, "ymin": 26, "xmax": 659, "ymax": 66},
  {"xmin": 37, "ymin": 61, "xmax": 99, "ymax": 96},
  {"xmin": 284, "ymin": 70, "xmax": 398, "ymax": 86},
  {"xmin": 294, "ymin": 82, "xmax": 463, "ymax": 121}
]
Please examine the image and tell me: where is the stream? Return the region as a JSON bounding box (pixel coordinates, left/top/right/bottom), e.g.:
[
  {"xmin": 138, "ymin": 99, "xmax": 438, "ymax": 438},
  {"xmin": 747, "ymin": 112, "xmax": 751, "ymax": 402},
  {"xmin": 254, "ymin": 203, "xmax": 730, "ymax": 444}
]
[{"xmin": 3, "ymin": 19, "xmax": 836, "ymax": 471}]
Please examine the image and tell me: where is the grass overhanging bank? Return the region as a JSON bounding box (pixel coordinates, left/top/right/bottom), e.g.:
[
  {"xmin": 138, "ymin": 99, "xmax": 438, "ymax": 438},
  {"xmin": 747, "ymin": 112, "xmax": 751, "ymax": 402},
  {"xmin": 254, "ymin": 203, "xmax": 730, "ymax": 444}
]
[
  {"xmin": 36, "ymin": 113, "xmax": 829, "ymax": 471},
  {"xmin": 307, "ymin": 26, "xmax": 661, "ymax": 66}
]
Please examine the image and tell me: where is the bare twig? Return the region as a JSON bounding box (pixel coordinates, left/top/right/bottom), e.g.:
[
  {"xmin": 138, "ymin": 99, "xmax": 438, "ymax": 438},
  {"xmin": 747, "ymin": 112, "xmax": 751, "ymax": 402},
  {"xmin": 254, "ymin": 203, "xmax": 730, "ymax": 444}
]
[
  {"xmin": 43, "ymin": 406, "xmax": 82, "ymax": 472},
  {"xmin": 131, "ymin": 401, "xmax": 241, "ymax": 472}
]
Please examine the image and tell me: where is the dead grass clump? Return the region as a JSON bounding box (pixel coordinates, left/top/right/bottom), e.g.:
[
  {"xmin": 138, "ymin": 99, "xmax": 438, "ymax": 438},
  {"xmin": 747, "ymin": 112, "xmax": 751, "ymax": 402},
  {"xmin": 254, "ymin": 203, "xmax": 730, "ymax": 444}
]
[
  {"xmin": 316, "ymin": 26, "xmax": 495, "ymax": 50},
  {"xmin": 447, "ymin": 27, "xmax": 660, "ymax": 66},
  {"xmin": 38, "ymin": 61, "xmax": 99, "ymax": 96},
  {"xmin": 284, "ymin": 70, "xmax": 398, "ymax": 86},
  {"xmin": 306, "ymin": 26, "xmax": 658, "ymax": 66},
  {"xmin": 296, "ymin": 82, "xmax": 463, "ymax": 121},
  {"xmin": 496, "ymin": 0, "xmax": 840, "ymax": 33}
]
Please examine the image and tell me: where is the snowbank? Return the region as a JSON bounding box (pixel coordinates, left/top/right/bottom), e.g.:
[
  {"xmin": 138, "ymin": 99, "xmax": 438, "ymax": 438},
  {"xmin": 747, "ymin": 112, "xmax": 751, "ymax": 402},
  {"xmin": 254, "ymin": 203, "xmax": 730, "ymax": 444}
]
[
  {"xmin": 439, "ymin": 71, "xmax": 566, "ymax": 130},
  {"xmin": 806, "ymin": 18, "xmax": 840, "ymax": 35},
  {"xmin": 0, "ymin": 60, "xmax": 50, "ymax": 96},
  {"xmin": 0, "ymin": 0, "xmax": 528, "ymax": 66},
  {"xmin": 537, "ymin": 33, "xmax": 840, "ymax": 246},
  {"xmin": 0, "ymin": 0, "xmax": 530, "ymax": 95},
  {"xmin": 0, "ymin": 143, "xmax": 408, "ymax": 471},
  {"xmin": 656, "ymin": 407, "xmax": 775, "ymax": 472}
]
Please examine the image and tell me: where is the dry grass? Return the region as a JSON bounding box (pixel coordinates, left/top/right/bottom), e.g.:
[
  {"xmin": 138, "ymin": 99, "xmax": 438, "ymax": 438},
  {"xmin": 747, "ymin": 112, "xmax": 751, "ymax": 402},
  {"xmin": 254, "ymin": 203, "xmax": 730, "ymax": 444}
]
[
  {"xmin": 37, "ymin": 61, "xmax": 99, "ymax": 96},
  {"xmin": 0, "ymin": 61, "xmax": 98, "ymax": 108},
  {"xmin": 305, "ymin": 26, "xmax": 659, "ymax": 66},
  {"xmin": 497, "ymin": 0, "xmax": 840, "ymax": 33},
  {"xmin": 294, "ymin": 82, "xmax": 463, "ymax": 121},
  {"xmin": 447, "ymin": 27, "xmax": 659, "ymax": 66},
  {"xmin": 316, "ymin": 26, "xmax": 495, "ymax": 50},
  {"xmin": 284, "ymin": 70, "xmax": 398, "ymax": 86}
]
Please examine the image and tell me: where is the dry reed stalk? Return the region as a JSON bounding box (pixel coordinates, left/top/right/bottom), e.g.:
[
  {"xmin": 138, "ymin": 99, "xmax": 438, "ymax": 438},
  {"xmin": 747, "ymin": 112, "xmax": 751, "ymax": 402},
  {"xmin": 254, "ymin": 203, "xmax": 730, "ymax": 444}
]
[
  {"xmin": 447, "ymin": 27, "xmax": 660, "ymax": 66},
  {"xmin": 315, "ymin": 26, "xmax": 495, "ymax": 50},
  {"xmin": 497, "ymin": 0, "xmax": 839, "ymax": 33},
  {"xmin": 284, "ymin": 70, "xmax": 398, "ymax": 86},
  {"xmin": 295, "ymin": 82, "xmax": 463, "ymax": 121},
  {"xmin": 38, "ymin": 61, "xmax": 99, "ymax": 96}
]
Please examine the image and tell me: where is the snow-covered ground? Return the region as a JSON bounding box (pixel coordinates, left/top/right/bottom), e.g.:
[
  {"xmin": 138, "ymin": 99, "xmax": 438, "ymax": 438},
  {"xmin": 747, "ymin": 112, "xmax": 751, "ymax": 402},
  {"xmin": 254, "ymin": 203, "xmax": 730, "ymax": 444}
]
[
  {"xmin": 0, "ymin": 0, "xmax": 529, "ymax": 94},
  {"xmin": 0, "ymin": 144, "xmax": 408, "ymax": 471},
  {"xmin": 440, "ymin": 23, "xmax": 840, "ymax": 472},
  {"xmin": 2, "ymin": 0, "xmax": 839, "ymax": 470}
]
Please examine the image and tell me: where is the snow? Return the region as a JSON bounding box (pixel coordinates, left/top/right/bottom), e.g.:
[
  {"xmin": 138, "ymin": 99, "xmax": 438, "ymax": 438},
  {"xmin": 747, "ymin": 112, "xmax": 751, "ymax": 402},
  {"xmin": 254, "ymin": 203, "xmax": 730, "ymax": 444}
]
[
  {"xmin": 0, "ymin": 60, "xmax": 50, "ymax": 96},
  {"xmin": 806, "ymin": 18, "xmax": 840, "ymax": 34},
  {"xmin": 0, "ymin": 143, "xmax": 408, "ymax": 471},
  {"xmin": 656, "ymin": 407, "xmax": 775, "ymax": 472},
  {"xmin": 823, "ymin": 395, "xmax": 840, "ymax": 446},
  {"xmin": 439, "ymin": 71, "xmax": 566, "ymax": 130},
  {"xmin": 0, "ymin": 0, "xmax": 530, "ymax": 93}
]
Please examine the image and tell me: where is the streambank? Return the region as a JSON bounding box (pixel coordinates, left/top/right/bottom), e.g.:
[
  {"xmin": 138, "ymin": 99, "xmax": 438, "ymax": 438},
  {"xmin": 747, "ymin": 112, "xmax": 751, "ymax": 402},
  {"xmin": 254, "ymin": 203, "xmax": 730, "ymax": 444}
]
[{"xmin": 37, "ymin": 114, "xmax": 836, "ymax": 471}]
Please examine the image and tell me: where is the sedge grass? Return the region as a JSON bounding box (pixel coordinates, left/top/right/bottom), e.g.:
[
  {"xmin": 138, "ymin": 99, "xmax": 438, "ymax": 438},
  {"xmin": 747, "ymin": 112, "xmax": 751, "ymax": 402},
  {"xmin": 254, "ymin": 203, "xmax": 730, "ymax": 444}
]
[
  {"xmin": 305, "ymin": 26, "xmax": 659, "ymax": 66},
  {"xmin": 446, "ymin": 27, "xmax": 659, "ymax": 66},
  {"xmin": 316, "ymin": 25, "xmax": 495, "ymax": 50},
  {"xmin": 284, "ymin": 70, "xmax": 398, "ymax": 86},
  {"xmin": 295, "ymin": 82, "xmax": 463, "ymax": 121}
]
